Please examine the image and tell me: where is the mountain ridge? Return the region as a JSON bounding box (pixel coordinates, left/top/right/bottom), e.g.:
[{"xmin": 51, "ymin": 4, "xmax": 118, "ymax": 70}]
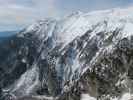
[{"xmin": 1, "ymin": 7, "xmax": 133, "ymax": 100}]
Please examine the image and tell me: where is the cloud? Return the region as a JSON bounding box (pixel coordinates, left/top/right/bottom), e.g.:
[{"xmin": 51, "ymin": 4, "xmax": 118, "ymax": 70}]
[
  {"xmin": 0, "ymin": 0, "xmax": 59, "ymax": 31},
  {"xmin": 0, "ymin": 0, "xmax": 132, "ymax": 31}
]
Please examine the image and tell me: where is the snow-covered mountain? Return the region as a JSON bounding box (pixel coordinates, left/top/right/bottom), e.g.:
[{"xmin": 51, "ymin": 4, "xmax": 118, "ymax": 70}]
[{"xmin": 1, "ymin": 7, "xmax": 133, "ymax": 100}]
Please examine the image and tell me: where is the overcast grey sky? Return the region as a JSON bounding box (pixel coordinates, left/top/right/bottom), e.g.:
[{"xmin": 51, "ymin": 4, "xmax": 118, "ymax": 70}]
[{"xmin": 0, "ymin": 0, "xmax": 133, "ymax": 31}]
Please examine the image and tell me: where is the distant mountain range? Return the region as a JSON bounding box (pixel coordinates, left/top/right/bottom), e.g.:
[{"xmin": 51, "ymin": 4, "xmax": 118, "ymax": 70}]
[
  {"xmin": 0, "ymin": 37, "xmax": 6, "ymax": 42},
  {"xmin": 0, "ymin": 31, "xmax": 18, "ymax": 37},
  {"xmin": 0, "ymin": 31, "xmax": 17, "ymax": 43}
]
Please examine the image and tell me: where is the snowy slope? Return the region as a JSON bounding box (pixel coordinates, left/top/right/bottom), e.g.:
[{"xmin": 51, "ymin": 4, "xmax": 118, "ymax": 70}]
[
  {"xmin": 19, "ymin": 7, "xmax": 133, "ymax": 47},
  {"xmin": 1, "ymin": 7, "xmax": 133, "ymax": 100}
]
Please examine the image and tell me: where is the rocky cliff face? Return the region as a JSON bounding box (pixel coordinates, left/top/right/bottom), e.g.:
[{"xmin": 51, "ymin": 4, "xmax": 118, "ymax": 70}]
[{"xmin": 1, "ymin": 7, "xmax": 133, "ymax": 100}]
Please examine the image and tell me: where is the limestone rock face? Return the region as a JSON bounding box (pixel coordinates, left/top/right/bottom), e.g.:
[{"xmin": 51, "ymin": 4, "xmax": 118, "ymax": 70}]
[{"xmin": 1, "ymin": 7, "xmax": 133, "ymax": 100}]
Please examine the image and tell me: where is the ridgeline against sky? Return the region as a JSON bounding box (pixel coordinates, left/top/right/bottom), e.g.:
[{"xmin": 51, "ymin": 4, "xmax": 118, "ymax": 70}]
[{"xmin": 0, "ymin": 0, "xmax": 132, "ymax": 32}]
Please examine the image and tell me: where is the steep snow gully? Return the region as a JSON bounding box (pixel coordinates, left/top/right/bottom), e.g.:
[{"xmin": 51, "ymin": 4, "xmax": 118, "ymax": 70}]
[{"xmin": 1, "ymin": 7, "xmax": 133, "ymax": 100}]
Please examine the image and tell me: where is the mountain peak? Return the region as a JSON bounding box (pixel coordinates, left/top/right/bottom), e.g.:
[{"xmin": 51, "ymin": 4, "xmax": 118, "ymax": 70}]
[
  {"xmin": 2, "ymin": 7, "xmax": 133, "ymax": 100},
  {"xmin": 18, "ymin": 7, "xmax": 133, "ymax": 48}
]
